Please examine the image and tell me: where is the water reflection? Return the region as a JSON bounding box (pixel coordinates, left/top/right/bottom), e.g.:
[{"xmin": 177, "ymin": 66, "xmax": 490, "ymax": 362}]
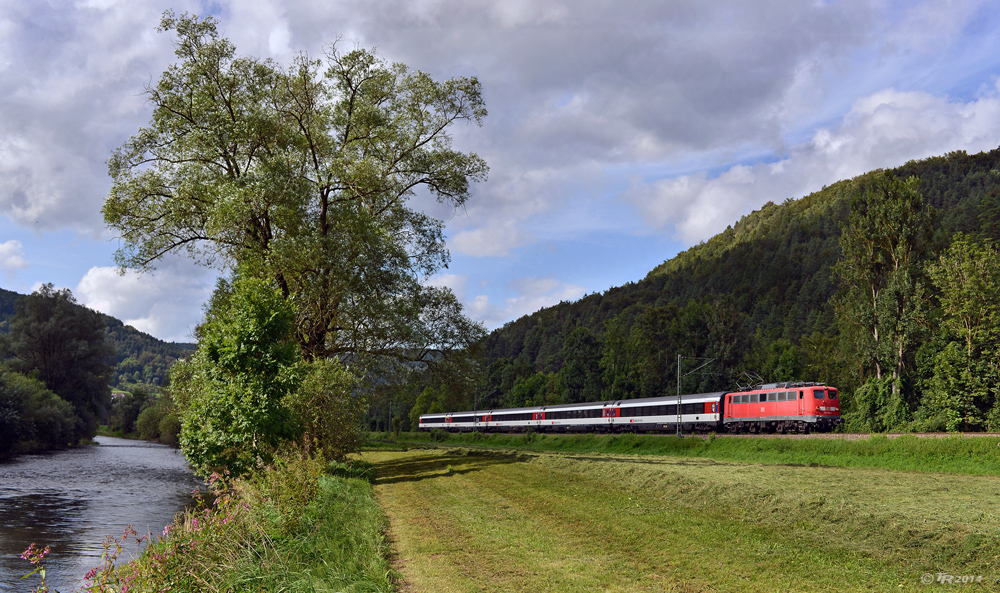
[{"xmin": 0, "ymin": 437, "xmax": 201, "ymax": 592}]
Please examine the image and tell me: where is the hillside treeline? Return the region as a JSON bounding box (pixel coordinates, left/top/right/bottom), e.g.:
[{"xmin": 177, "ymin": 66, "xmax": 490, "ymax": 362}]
[
  {"xmin": 1, "ymin": 287, "xmax": 194, "ymax": 390},
  {"xmin": 103, "ymin": 317, "xmax": 194, "ymax": 388},
  {"xmin": 389, "ymin": 148, "xmax": 1000, "ymax": 433},
  {"xmin": 0, "ymin": 285, "xmax": 113, "ymax": 456}
]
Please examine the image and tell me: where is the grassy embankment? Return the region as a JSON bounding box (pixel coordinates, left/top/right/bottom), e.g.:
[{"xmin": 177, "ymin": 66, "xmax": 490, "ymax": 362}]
[
  {"xmin": 365, "ymin": 433, "xmax": 1000, "ymax": 592},
  {"xmin": 79, "ymin": 456, "xmax": 395, "ymax": 592}
]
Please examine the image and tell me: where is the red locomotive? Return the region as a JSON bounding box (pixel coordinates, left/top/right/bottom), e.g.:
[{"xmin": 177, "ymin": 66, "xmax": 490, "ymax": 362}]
[
  {"xmin": 723, "ymin": 382, "xmax": 840, "ymax": 433},
  {"xmin": 419, "ymin": 382, "xmax": 840, "ymax": 434}
]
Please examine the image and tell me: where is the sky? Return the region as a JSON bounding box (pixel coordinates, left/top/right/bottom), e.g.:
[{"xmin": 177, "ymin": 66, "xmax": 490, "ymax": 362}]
[{"xmin": 3, "ymin": 1, "xmax": 1000, "ymax": 343}]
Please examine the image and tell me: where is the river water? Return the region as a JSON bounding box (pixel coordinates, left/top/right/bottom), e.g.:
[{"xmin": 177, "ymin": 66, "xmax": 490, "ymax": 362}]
[{"xmin": 0, "ymin": 436, "xmax": 202, "ymax": 592}]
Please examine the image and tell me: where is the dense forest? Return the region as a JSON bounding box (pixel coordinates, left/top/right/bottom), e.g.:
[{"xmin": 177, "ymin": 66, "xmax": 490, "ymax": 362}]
[
  {"xmin": 0, "ymin": 286, "xmax": 194, "ymax": 389},
  {"xmin": 391, "ymin": 147, "xmax": 1000, "ymax": 433}
]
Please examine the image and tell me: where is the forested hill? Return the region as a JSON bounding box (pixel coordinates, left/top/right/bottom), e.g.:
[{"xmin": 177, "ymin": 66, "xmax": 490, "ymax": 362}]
[
  {"xmin": 478, "ymin": 147, "xmax": 1000, "ymax": 408},
  {"xmin": 0, "ymin": 287, "xmax": 194, "ymax": 388}
]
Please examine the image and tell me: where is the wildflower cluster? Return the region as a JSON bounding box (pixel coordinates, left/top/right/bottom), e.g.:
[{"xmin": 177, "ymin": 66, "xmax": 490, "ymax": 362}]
[
  {"xmin": 20, "ymin": 542, "xmax": 51, "ymax": 592},
  {"xmin": 81, "ymin": 525, "xmax": 148, "ymax": 592}
]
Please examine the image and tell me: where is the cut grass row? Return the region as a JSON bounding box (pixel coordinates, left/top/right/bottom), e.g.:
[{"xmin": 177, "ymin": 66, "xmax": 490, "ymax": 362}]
[
  {"xmin": 366, "ymin": 446, "xmax": 1000, "ymax": 592},
  {"xmin": 370, "ymin": 430, "xmax": 1000, "ymax": 475}
]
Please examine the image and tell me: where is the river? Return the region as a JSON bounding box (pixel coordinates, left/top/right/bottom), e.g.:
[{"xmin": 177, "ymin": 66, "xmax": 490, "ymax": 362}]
[{"xmin": 0, "ymin": 436, "xmax": 202, "ymax": 592}]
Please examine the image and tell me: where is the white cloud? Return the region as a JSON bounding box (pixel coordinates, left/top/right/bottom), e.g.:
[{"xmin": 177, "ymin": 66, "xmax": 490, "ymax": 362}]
[
  {"xmin": 628, "ymin": 84, "xmax": 1000, "ymax": 244},
  {"xmin": 75, "ymin": 258, "xmax": 215, "ymax": 343},
  {"xmin": 0, "ymin": 240, "xmax": 27, "ymax": 278},
  {"xmin": 468, "ymin": 275, "xmax": 585, "ymax": 328},
  {"xmin": 0, "ymin": 1, "xmax": 187, "ymax": 234},
  {"xmin": 451, "ymin": 221, "xmax": 533, "ymax": 257},
  {"xmin": 424, "ymin": 273, "xmax": 469, "ymax": 301},
  {"xmin": 1, "ymin": 0, "xmax": 999, "ymax": 338}
]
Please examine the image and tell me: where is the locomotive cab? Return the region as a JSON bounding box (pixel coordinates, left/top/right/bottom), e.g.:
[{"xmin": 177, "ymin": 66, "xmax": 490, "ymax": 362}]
[{"xmin": 800, "ymin": 386, "xmax": 841, "ymax": 431}]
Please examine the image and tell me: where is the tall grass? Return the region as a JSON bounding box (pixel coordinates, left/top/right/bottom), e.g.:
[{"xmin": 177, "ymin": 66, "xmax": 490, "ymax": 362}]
[
  {"xmin": 374, "ymin": 431, "xmax": 1000, "ymax": 475},
  {"xmin": 87, "ymin": 455, "xmax": 395, "ymax": 592}
]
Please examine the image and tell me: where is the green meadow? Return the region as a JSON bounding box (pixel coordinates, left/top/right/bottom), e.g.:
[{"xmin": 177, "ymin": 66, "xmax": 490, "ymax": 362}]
[{"xmin": 365, "ymin": 435, "xmax": 1000, "ymax": 591}]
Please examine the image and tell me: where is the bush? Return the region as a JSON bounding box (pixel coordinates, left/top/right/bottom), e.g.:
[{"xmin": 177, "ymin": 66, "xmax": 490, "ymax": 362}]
[
  {"xmin": 137, "ymin": 403, "xmax": 165, "ymax": 441},
  {"xmin": 0, "ymin": 368, "xmax": 76, "ymax": 454},
  {"xmin": 285, "ymin": 358, "xmax": 364, "ymax": 461},
  {"xmin": 158, "ymin": 412, "xmax": 181, "ymax": 447}
]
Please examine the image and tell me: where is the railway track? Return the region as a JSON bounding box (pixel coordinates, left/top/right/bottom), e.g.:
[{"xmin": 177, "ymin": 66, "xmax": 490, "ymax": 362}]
[{"xmin": 711, "ymin": 432, "xmax": 1000, "ymax": 440}]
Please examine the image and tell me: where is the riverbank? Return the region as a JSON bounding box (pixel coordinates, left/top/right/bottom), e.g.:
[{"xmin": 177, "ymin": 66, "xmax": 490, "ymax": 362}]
[
  {"xmin": 78, "ymin": 455, "xmax": 395, "ymax": 592},
  {"xmin": 370, "ymin": 430, "xmax": 1000, "ymax": 475},
  {"xmin": 366, "ymin": 445, "xmax": 1000, "ymax": 591},
  {"xmin": 0, "ymin": 436, "xmax": 199, "ymax": 593}
]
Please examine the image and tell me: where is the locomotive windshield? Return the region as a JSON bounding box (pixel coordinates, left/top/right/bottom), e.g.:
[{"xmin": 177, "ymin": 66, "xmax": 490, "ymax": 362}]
[{"xmin": 813, "ymin": 390, "xmax": 826, "ymax": 399}]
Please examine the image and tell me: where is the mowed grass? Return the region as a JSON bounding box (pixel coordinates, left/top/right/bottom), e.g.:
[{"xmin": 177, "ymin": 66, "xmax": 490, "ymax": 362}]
[
  {"xmin": 372, "ymin": 431, "xmax": 1000, "ymax": 475},
  {"xmin": 364, "ymin": 446, "xmax": 1000, "ymax": 592}
]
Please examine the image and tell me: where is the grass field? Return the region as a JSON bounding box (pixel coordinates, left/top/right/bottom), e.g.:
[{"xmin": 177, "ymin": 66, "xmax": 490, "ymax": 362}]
[
  {"xmin": 364, "ymin": 445, "xmax": 1000, "ymax": 592},
  {"xmin": 371, "ymin": 431, "xmax": 1000, "ymax": 475}
]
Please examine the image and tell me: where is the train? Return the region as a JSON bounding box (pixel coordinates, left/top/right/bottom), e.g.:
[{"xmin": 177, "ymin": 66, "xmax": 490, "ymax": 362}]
[{"xmin": 419, "ymin": 382, "xmax": 841, "ymax": 434}]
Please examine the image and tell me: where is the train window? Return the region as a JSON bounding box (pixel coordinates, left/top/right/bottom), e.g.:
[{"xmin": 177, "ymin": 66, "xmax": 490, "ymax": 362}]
[
  {"xmin": 814, "ymin": 390, "xmax": 826, "ymax": 399},
  {"xmin": 829, "ymin": 390, "xmax": 839, "ymax": 400}
]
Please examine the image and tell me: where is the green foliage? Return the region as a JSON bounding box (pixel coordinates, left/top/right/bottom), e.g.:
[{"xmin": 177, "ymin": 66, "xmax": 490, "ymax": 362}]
[
  {"xmin": 108, "ymin": 387, "xmax": 152, "ymax": 434},
  {"xmin": 173, "ymin": 275, "xmax": 302, "ymax": 477},
  {"xmin": 0, "ymin": 287, "xmax": 194, "ymax": 392},
  {"xmin": 559, "ymin": 327, "xmax": 604, "ymax": 403},
  {"xmin": 103, "ymin": 11, "xmax": 486, "ymax": 366},
  {"xmin": 0, "ymin": 366, "xmax": 75, "ymax": 456},
  {"xmin": 918, "ymin": 234, "xmax": 1000, "ymax": 431},
  {"xmin": 1, "ymin": 284, "xmax": 112, "ymax": 441},
  {"xmin": 843, "ymin": 376, "xmax": 909, "ymax": 432},
  {"xmin": 286, "ymin": 358, "xmax": 364, "ymax": 461},
  {"xmin": 135, "ymin": 396, "xmax": 181, "ymax": 446},
  {"xmin": 835, "ymin": 171, "xmax": 932, "ymax": 396},
  {"xmin": 103, "ymin": 318, "xmax": 194, "ymax": 389}
]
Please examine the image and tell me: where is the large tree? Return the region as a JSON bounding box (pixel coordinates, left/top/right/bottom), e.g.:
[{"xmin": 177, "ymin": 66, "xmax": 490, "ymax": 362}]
[
  {"xmin": 2, "ymin": 284, "xmax": 113, "ymax": 440},
  {"xmin": 923, "ymin": 234, "xmax": 1000, "ymax": 430},
  {"xmin": 103, "ymin": 12, "xmax": 487, "ymax": 364},
  {"xmin": 834, "ymin": 171, "xmax": 933, "ymax": 426}
]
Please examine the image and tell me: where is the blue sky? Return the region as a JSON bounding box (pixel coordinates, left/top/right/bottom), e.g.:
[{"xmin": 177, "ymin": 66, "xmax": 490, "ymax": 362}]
[{"xmin": 3, "ymin": 0, "xmax": 1000, "ymax": 342}]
